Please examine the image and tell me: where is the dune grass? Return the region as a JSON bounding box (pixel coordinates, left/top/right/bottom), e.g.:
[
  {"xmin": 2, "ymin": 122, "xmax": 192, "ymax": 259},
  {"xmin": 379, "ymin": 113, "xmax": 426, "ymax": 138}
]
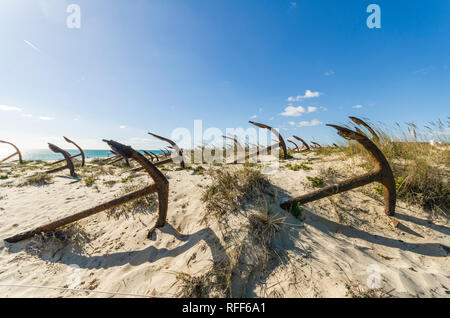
[
  {"xmin": 339, "ymin": 119, "xmax": 449, "ymax": 214},
  {"xmin": 201, "ymin": 167, "xmax": 271, "ymax": 216}
]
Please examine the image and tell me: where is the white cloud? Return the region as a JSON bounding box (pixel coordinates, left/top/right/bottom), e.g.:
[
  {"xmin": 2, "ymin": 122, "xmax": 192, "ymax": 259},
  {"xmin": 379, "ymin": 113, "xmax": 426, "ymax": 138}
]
[
  {"xmin": 24, "ymin": 40, "xmax": 41, "ymax": 53},
  {"xmin": 307, "ymin": 106, "xmax": 318, "ymax": 113},
  {"xmin": 0, "ymin": 105, "xmax": 22, "ymax": 112},
  {"xmin": 324, "ymin": 70, "xmax": 335, "ymax": 76},
  {"xmin": 23, "ymin": 114, "xmax": 33, "ymax": 118},
  {"xmin": 120, "ymin": 125, "xmax": 126, "ymax": 129},
  {"xmin": 290, "ymin": 2, "xmax": 297, "ymax": 8},
  {"xmin": 249, "ymin": 115, "xmax": 257, "ymax": 119},
  {"xmin": 287, "ymin": 90, "xmax": 321, "ymax": 102},
  {"xmin": 281, "ymin": 105, "xmax": 306, "ymax": 117},
  {"xmin": 268, "ymin": 116, "xmax": 274, "ymax": 121},
  {"xmin": 39, "ymin": 116, "xmax": 54, "ymax": 121},
  {"xmin": 352, "ymin": 104, "xmax": 363, "ymax": 109},
  {"xmin": 289, "ymin": 121, "xmax": 295, "ymax": 126},
  {"xmin": 281, "ymin": 104, "xmax": 319, "ymax": 117},
  {"xmin": 297, "ymin": 119, "xmax": 322, "ymax": 127}
]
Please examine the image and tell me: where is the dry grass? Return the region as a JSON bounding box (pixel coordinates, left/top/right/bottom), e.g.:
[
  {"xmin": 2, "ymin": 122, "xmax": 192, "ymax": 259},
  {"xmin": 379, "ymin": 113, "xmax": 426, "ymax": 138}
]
[
  {"xmin": 26, "ymin": 223, "xmax": 91, "ymax": 256},
  {"xmin": 201, "ymin": 167, "xmax": 271, "ymax": 216},
  {"xmin": 106, "ymin": 183, "xmax": 157, "ymax": 219},
  {"xmin": 21, "ymin": 173, "xmax": 53, "ymax": 186},
  {"xmin": 185, "ymin": 166, "xmax": 287, "ymax": 297},
  {"xmin": 340, "ymin": 119, "xmax": 449, "ymax": 214}
]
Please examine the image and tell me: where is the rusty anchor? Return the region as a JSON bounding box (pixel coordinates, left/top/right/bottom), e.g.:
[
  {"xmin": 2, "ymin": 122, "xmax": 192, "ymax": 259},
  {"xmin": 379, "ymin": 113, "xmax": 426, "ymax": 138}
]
[
  {"xmin": 287, "ymin": 139, "xmax": 300, "ymax": 152},
  {"xmin": 280, "ymin": 124, "xmax": 396, "ymax": 216},
  {"xmin": 0, "ymin": 140, "xmax": 23, "ymax": 164},
  {"xmin": 143, "ymin": 150, "xmax": 159, "ymax": 162},
  {"xmin": 249, "ymin": 121, "xmax": 288, "ymax": 160},
  {"xmin": 349, "ymin": 116, "xmax": 380, "ymax": 142},
  {"xmin": 4, "ymin": 140, "xmax": 169, "ymax": 243},
  {"xmin": 149, "ymin": 132, "xmax": 185, "ymax": 168},
  {"xmin": 45, "ymin": 143, "xmax": 76, "ymax": 177},
  {"xmin": 293, "ymin": 136, "xmax": 310, "ymax": 151},
  {"xmin": 49, "ymin": 137, "xmax": 86, "ymax": 167},
  {"xmin": 131, "ymin": 133, "xmax": 184, "ymax": 172}
]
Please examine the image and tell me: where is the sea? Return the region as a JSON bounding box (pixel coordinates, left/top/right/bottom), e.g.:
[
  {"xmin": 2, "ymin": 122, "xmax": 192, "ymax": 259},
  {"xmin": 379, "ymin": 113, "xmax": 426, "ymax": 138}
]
[{"xmin": 0, "ymin": 149, "xmax": 165, "ymax": 162}]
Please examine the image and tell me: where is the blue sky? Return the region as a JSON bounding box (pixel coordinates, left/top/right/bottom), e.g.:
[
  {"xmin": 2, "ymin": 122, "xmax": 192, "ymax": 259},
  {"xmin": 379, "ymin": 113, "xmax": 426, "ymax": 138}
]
[{"xmin": 0, "ymin": 0, "xmax": 449, "ymax": 150}]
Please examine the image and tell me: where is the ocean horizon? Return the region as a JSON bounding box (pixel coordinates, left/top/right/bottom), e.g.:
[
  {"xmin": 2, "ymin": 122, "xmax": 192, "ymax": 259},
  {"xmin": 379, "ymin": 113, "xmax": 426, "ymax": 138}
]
[{"xmin": 1, "ymin": 149, "xmax": 165, "ymax": 162}]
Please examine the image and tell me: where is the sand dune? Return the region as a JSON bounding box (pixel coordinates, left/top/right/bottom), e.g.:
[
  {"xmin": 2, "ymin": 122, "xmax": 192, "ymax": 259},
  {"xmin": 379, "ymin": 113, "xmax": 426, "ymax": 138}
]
[{"xmin": 0, "ymin": 153, "xmax": 448, "ymax": 298}]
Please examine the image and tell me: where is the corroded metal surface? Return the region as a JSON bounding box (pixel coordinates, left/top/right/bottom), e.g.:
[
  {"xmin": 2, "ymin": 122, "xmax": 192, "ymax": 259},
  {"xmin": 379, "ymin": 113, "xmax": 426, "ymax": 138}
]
[
  {"xmin": 0, "ymin": 140, "xmax": 23, "ymax": 164},
  {"xmin": 46, "ymin": 143, "xmax": 76, "ymax": 177},
  {"xmin": 349, "ymin": 116, "xmax": 380, "ymax": 142},
  {"xmin": 288, "ymin": 139, "xmax": 299, "ymax": 150},
  {"xmin": 293, "ymin": 136, "xmax": 310, "ymax": 150},
  {"xmin": 50, "ymin": 137, "xmax": 85, "ymax": 167},
  {"xmin": 149, "ymin": 132, "xmax": 185, "ymax": 168},
  {"xmin": 281, "ymin": 125, "xmax": 396, "ymax": 216},
  {"xmin": 5, "ymin": 140, "xmax": 169, "ymax": 243}
]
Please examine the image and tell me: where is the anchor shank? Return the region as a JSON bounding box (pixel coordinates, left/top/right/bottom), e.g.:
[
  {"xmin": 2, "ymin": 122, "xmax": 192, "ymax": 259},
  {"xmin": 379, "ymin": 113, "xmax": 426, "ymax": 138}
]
[
  {"xmin": 280, "ymin": 171, "xmax": 379, "ymax": 210},
  {"xmin": 4, "ymin": 185, "xmax": 157, "ymax": 243}
]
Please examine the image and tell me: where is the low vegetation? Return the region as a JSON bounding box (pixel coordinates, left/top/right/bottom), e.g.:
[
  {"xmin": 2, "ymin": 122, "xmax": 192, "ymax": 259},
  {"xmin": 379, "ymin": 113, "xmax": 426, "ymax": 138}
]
[
  {"xmin": 106, "ymin": 183, "xmax": 157, "ymax": 219},
  {"xmin": 201, "ymin": 167, "xmax": 271, "ymax": 216},
  {"xmin": 21, "ymin": 173, "xmax": 53, "ymax": 186},
  {"xmin": 340, "ymin": 119, "xmax": 449, "ymax": 214}
]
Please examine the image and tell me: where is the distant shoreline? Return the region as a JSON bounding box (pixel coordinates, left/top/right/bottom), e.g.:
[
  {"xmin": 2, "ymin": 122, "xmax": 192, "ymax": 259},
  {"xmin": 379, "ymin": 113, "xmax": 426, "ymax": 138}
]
[{"xmin": 0, "ymin": 149, "xmax": 165, "ymax": 162}]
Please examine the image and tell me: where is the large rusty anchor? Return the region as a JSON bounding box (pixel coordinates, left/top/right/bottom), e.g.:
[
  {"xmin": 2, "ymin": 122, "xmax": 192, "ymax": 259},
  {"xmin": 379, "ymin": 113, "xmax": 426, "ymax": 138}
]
[
  {"xmin": 249, "ymin": 121, "xmax": 288, "ymax": 160},
  {"xmin": 4, "ymin": 140, "xmax": 169, "ymax": 243},
  {"xmin": 281, "ymin": 124, "xmax": 396, "ymax": 216},
  {"xmin": 0, "ymin": 140, "xmax": 23, "ymax": 164},
  {"xmin": 349, "ymin": 116, "xmax": 380, "ymax": 142},
  {"xmin": 49, "ymin": 137, "xmax": 85, "ymax": 167},
  {"xmin": 45, "ymin": 143, "xmax": 76, "ymax": 177},
  {"xmin": 293, "ymin": 136, "xmax": 310, "ymax": 151}
]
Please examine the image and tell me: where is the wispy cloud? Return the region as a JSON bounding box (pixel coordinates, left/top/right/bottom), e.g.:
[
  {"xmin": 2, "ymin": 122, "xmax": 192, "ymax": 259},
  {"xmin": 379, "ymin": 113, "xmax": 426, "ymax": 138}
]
[
  {"xmin": 249, "ymin": 115, "xmax": 257, "ymax": 119},
  {"xmin": 289, "ymin": 121, "xmax": 295, "ymax": 126},
  {"xmin": 23, "ymin": 114, "xmax": 33, "ymax": 118},
  {"xmin": 297, "ymin": 119, "xmax": 322, "ymax": 127},
  {"xmin": 287, "ymin": 90, "xmax": 321, "ymax": 102},
  {"xmin": 0, "ymin": 105, "xmax": 22, "ymax": 112},
  {"xmin": 352, "ymin": 104, "xmax": 363, "ymax": 109},
  {"xmin": 412, "ymin": 66, "xmax": 434, "ymax": 75},
  {"xmin": 24, "ymin": 40, "xmax": 41, "ymax": 53},
  {"xmin": 290, "ymin": 2, "xmax": 297, "ymax": 8},
  {"xmin": 120, "ymin": 125, "xmax": 126, "ymax": 129},
  {"xmin": 39, "ymin": 116, "xmax": 54, "ymax": 121},
  {"xmin": 324, "ymin": 70, "xmax": 335, "ymax": 76}
]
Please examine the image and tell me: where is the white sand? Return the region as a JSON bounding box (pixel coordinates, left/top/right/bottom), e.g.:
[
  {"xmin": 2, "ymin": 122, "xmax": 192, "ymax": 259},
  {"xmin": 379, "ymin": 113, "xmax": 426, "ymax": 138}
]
[{"xmin": 0, "ymin": 153, "xmax": 448, "ymax": 298}]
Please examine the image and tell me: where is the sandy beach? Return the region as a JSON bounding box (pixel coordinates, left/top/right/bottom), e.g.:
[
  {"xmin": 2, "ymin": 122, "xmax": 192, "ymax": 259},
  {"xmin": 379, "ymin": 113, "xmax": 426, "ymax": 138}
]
[{"xmin": 0, "ymin": 151, "xmax": 448, "ymax": 298}]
